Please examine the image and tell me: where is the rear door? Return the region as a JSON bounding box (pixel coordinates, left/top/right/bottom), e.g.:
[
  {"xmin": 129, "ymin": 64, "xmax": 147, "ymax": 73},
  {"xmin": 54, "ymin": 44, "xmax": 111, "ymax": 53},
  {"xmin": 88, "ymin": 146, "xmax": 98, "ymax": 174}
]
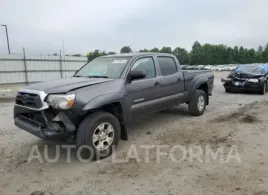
[
  {"xmin": 157, "ymin": 56, "xmax": 185, "ymax": 108},
  {"xmin": 126, "ymin": 56, "xmax": 162, "ymax": 119}
]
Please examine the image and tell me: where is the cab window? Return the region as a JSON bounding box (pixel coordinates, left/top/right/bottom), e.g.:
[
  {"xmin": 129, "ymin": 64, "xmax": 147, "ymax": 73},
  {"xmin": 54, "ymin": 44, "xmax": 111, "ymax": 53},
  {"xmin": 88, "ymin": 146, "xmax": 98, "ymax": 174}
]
[
  {"xmin": 157, "ymin": 56, "xmax": 178, "ymax": 76},
  {"xmin": 131, "ymin": 57, "xmax": 156, "ymax": 79}
]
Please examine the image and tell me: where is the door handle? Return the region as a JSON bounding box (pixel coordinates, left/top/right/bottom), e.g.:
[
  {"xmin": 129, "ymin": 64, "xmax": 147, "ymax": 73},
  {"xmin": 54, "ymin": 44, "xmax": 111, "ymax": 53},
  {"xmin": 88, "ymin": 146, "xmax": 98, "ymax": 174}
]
[
  {"xmin": 177, "ymin": 78, "xmax": 181, "ymax": 82},
  {"xmin": 154, "ymin": 82, "xmax": 160, "ymax": 87}
]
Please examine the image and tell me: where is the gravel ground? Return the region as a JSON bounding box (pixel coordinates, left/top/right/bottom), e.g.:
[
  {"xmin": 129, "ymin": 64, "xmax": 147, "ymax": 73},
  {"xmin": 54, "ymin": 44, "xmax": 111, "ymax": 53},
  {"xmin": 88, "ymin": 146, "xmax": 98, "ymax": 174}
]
[{"xmin": 1, "ymin": 72, "xmax": 268, "ymax": 195}]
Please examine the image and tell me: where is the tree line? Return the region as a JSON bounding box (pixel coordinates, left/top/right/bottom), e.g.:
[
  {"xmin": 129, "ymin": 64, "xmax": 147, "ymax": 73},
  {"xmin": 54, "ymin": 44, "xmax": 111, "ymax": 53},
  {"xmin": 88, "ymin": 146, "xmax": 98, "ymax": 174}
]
[{"xmin": 86, "ymin": 41, "xmax": 268, "ymax": 65}]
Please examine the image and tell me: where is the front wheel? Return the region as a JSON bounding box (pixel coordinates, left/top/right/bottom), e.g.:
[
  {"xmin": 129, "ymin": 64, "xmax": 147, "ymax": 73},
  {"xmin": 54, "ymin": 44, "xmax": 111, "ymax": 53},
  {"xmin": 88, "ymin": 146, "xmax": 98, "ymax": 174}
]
[
  {"xmin": 188, "ymin": 89, "xmax": 207, "ymax": 116},
  {"xmin": 260, "ymin": 82, "xmax": 267, "ymax": 95},
  {"xmin": 76, "ymin": 112, "xmax": 121, "ymax": 160},
  {"xmin": 225, "ymin": 88, "xmax": 231, "ymax": 93}
]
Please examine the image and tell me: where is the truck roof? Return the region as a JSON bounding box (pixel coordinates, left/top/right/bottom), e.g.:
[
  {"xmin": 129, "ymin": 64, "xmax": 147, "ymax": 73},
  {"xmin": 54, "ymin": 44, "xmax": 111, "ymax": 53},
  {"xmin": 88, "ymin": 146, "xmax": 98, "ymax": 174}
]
[{"xmin": 100, "ymin": 52, "xmax": 175, "ymax": 58}]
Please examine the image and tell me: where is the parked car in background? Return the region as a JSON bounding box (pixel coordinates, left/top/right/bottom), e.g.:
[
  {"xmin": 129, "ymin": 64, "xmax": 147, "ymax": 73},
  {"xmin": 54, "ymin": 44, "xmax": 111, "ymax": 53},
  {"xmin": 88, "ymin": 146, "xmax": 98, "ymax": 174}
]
[
  {"xmin": 204, "ymin": 65, "xmax": 213, "ymax": 70},
  {"xmin": 222, "ymin": 66, "xmax": 229, "ymax": 71},
  {"xmin": 188, "ymin": 65, "xmax": 195, "ymax": 70},
  {"xmin": 215, "ymin": 65, "xmax": 225, "ymax": 71},
  {"xmin": 211, "ymin": 66, "xmax": 217, "ymax": 71},
  {"xmin": 226, "ymin": 66, "xmax": 237, "ymax": 71},
  {"xmin": 181, "ymin": 65, "xmax": 188, "ymax": 70},
  {"xmin": 221, "ymin": 64, "xmax": 268, "ymax": 94},
  {"xmin": 197, "ymin": 65, "xmax": 205, "ymax": 70},
  {"xmin": 186, "ymin": 66, "xmax": 195, "ymax": 70}
]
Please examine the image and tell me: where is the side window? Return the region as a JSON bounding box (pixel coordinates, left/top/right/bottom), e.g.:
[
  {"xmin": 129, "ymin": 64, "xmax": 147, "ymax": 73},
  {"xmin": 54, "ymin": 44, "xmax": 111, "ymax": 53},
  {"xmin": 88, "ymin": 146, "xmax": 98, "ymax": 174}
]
[
  {"xmin": 131, "ymin": 57, "xmax": 156, "ymax": 79},
  {"xmin": 157, "ymin": 57, "xmax": 178, "ymax": 76},
  {"xmin": 265, "ymin": 67, "xmax": 268, "ymax": 74}
]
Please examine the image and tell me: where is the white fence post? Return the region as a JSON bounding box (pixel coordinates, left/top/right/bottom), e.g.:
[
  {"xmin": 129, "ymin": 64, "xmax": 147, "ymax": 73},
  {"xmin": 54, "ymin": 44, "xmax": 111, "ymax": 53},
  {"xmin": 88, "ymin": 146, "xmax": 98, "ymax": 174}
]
[
  {"xmin": 23, "ymin": 48, "xmax": 28, "ymax": 85},
  {"xmin": 60, "ymin": 50, "xmax": 63, "ymax": 78}
]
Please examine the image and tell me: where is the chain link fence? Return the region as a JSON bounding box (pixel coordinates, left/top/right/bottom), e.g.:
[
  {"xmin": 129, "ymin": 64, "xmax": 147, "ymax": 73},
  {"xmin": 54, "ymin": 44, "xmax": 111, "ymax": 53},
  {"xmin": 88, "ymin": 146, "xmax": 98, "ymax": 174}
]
[{"xmin": 0, "ymin": 49, "xmax": 88, "ymax": 86}]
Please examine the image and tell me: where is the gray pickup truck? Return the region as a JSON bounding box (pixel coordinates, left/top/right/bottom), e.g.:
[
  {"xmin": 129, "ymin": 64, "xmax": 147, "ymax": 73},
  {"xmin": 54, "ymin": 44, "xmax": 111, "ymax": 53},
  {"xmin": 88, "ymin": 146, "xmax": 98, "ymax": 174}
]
[{"xmin": 14, "ymin": 53, "xmax": 214, "ymax": 158}]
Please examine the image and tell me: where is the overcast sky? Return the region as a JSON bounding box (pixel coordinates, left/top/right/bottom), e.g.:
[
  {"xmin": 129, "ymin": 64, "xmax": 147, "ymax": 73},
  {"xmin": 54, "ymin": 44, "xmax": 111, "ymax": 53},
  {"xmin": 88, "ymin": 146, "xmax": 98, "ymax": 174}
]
[{"xmin": 0, "ymin": 0, "xmax": 267, "ymax": 55}]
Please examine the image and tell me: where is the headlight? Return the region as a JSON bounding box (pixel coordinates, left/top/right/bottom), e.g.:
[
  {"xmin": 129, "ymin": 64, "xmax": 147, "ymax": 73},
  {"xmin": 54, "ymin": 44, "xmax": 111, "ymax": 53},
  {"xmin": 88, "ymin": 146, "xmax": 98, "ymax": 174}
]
[
  {"xmin": 248, "ymin": 79, "xmax": 259, "ymax": 83},
  {"xmin": 46, "ymin": 94, "xmax": 75, "ymax": 109}
]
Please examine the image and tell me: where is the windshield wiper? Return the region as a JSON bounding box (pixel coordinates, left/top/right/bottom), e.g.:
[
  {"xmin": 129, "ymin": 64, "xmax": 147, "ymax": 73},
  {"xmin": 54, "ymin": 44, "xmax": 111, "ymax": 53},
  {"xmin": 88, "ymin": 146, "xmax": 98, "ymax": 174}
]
[
  {"xmin": 73, "ymin": 75, "xmax": 109, "ymax": 78},
  {"xmin": 87, "ymin": 76, "xmax": 109, "ymax": 78}
]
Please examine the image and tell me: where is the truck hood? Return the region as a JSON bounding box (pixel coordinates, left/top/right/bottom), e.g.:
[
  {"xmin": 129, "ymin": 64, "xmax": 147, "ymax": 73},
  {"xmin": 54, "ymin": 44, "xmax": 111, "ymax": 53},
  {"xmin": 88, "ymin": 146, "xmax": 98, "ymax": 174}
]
[{"xmin": 23, "ymin": 77, "xmax": 115, "ymax": 94}]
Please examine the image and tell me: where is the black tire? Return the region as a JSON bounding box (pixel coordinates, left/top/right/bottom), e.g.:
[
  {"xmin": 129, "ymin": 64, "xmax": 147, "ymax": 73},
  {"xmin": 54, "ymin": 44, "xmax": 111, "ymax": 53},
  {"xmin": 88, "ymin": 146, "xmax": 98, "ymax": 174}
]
[
  {"xmin": 188, "ymin": 89, "xmax": 207, "ymax": 116},
  {"xmin": 76, "ymin": 112, "xmax": 121, "ymax": 160},
  {"xmin": 225, "ymin": 88, "xmax": 231, "ymax": 93},
  {"xmin": 260, "ymin": 82, "xmax": 267, "ymax": 95}
]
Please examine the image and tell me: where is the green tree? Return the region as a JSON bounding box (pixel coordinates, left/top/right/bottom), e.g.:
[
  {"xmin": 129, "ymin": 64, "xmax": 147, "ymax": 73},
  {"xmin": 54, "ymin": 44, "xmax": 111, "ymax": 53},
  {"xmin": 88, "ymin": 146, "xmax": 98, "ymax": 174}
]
[
  {"xmin": 86, "ymin": 50, "xmax": 107, "ymax": 61},
  {"xmin": 120, "ymin": 46, "xmax": 132, "ymax": 53},
  {"xmin": 189, "ymin": 41, "xmax": 202, "ymax": 65},
  {"xmin": 192, "ymin": 41, "xmax": 202, "ymax": 50},
  {"xmin": 139, "ymin": 49, "xmax": 149, "ymax": 52},
  {"xmin": 256, "ymin": 45, "xmax": 263, "ymax": 63},
  {"xmin": 262, "ymin": 43, "xmax": 268, "ymax": 63},
  {"xmin": 160, "ymin": 46, "xmax": 172, "ymax": 53},
  {"xmin": 107, "ymin": 51, "xmax": 116, "ymax": 55},
  {"xmin": 226, "ymin": 47, "xmax": 234, "ymax": 64},
  {"xmin": 86, "ymin": 41, "xmax": 268, "ymax": 65},
  {"xmin": 257, "ymin": 45, "xmax": 264, "ymax": 53},
  {"xmin": 233, "ymin": 46, "xmax": 239, "ymax": 63},
  {"xmin": 248, "ymin": 49, "xmax": 256, "ymax": 63},
  {"xmin": 173, "ymin": 47, "xmax": 189, "ymax": 64},
  {"xmin": 239, "ymin": 46, "xmax": 245, "ymax": 63},
  {"xmin": 149, "ymin": 47, "xmax": 160, "ymax": 52}
]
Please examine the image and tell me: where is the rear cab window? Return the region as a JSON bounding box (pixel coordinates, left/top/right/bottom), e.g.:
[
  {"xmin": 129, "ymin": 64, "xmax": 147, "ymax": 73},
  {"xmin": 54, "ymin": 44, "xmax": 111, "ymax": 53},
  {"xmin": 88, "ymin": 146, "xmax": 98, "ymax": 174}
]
[{"xmin": 157, "ymin": 56, "xmax": 178, "ymax": 76}]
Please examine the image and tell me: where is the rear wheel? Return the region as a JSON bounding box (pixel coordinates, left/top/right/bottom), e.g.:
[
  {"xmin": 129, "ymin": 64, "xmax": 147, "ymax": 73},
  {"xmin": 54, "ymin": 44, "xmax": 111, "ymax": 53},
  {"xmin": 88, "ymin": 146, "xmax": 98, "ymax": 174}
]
[
  {"xmin": 188, "ymin": 89, "xmax": 207, "ymax": 116},
  {"xmin": 76, "ymin": 112, "xmax": 121, "ymax": 160}
]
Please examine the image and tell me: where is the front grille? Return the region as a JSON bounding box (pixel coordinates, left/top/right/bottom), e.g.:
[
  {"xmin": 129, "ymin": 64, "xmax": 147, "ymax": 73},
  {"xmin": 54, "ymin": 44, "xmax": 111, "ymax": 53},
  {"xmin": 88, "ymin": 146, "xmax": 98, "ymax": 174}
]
[
  {"xmin": 16, "ymin": 108, "xmax": 57, "ymax": 128},
  {"xmin": 17, "ymin": 112, "xmax": 46, "ymax": 127},
  {"xmin": 232, "ymin": 72, "xmax": 249, "ymax": 82},
  {"xmin": 233, "ymin": 77, "xmax": 247, "ymax": 82},
  {"xmin": 16, "ymin": 92, "xmax": 43, "ymax": 109}
]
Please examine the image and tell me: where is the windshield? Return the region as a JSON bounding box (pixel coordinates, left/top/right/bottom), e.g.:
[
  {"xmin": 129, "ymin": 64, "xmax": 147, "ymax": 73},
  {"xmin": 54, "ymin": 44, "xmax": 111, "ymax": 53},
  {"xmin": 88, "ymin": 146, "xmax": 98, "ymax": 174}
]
[
  {"xmin": 75, "ymin": 57, "xmax": 131, "ymax": 78},
  {"xmin": 236, "ymin": 65, "xmax": 263, "ymax": 74}
]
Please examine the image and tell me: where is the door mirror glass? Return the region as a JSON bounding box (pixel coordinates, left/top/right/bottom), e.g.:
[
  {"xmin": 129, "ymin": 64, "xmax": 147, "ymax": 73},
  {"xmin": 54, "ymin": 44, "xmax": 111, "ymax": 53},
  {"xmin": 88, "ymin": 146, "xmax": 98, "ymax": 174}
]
[{"xmin": 129, "ymin": 69, "xmax": 146, "ymax": 80}]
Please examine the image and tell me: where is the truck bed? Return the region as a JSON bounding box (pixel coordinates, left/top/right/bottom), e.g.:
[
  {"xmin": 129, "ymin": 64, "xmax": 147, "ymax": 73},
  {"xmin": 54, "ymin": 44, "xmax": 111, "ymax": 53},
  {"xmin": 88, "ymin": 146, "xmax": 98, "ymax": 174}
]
[
  {"xmin": 183, "ymin": 70, "xmax": 212, "ymax": 74},
  {"xmin": 183, "ymin": 70, "xmax": 214, "ymax": 95}
]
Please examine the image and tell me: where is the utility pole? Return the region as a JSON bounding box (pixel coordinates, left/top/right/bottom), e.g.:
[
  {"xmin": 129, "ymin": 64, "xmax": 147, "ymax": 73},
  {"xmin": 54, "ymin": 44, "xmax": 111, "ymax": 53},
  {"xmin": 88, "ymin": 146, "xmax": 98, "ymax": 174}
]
[{"xmin": 1, "ymin": 24, "xmax": 11, "ymax": 54}]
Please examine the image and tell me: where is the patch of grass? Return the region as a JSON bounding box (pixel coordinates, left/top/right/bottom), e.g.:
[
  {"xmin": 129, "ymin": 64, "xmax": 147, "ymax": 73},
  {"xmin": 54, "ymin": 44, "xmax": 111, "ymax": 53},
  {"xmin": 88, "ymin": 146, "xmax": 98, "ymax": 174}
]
[
  {"xmin": 211, "ymin": 101, "xmax": 262, "ymax": 123},
  {"xmin": 242, "ymin": 114, "xmax": 259, "ymax": 123}
]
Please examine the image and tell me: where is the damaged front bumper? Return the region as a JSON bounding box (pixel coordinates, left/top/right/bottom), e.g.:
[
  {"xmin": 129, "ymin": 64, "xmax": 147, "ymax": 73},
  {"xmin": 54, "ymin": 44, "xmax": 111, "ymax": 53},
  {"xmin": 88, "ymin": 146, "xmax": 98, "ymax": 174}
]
[
  {"xmin": 14, "ymin": 105, "xmax": 76, "ymax": 140},
  {"xmin": 222, "ymin": 80, "xmax": 262, "ymax": 92}
]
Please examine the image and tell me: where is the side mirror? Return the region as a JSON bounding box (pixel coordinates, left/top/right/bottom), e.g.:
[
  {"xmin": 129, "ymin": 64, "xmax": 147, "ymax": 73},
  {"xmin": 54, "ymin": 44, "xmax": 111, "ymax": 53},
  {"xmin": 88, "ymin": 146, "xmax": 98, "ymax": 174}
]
[{"xmin": 129, "ymin": 69, "xmax": 146, "ymax": 81}]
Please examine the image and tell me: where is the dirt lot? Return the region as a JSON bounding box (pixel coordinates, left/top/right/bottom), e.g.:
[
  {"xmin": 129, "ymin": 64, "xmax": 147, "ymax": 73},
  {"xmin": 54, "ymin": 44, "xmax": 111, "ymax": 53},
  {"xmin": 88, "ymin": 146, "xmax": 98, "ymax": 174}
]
[{"xmin": 1, "ymin": 72, "xmax": 268, "ymax": 195}]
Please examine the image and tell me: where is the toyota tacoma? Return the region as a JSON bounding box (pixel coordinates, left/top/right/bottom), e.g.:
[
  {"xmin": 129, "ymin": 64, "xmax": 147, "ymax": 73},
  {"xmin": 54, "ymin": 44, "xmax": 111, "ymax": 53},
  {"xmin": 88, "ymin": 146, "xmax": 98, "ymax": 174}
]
[{"xmin": 14, "ymin": 53, "xmax": 214, "ymax": 158}]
